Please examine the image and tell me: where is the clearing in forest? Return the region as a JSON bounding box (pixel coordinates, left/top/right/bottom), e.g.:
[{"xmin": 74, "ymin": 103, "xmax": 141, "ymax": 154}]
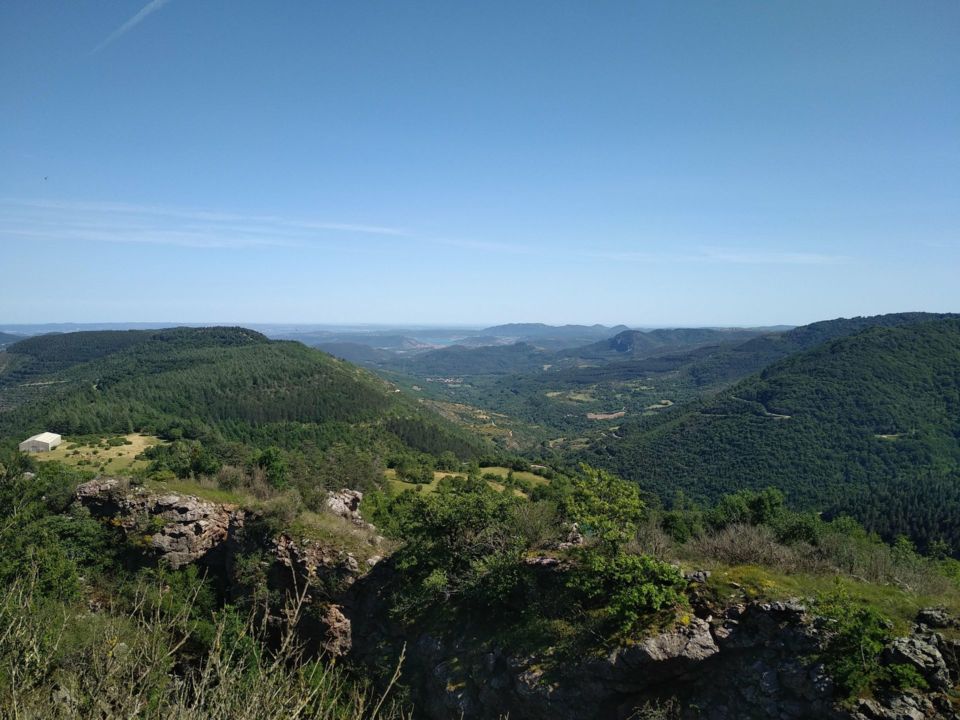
[{"xmin": 35, "ymin": 433, "xmax": 163, "ymax": 474}]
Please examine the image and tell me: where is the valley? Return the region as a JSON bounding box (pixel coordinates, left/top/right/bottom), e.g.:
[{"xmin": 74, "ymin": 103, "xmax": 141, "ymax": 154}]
[{"xmin": 2, "ymin": 316, "xmax": 960, "ymax": 720}]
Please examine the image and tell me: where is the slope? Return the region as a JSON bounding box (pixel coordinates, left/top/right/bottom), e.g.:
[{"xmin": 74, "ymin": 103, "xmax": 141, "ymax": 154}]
[
  {"xmin": 0, "ymin": 327, "xmax": 482, "ymax": 459},
  {"xmin": 582, "ymin": 318, "xmax": 960, "ymax": 550}
]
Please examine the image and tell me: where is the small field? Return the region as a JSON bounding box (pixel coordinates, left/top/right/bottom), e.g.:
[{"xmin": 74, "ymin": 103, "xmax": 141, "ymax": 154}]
[
  {"xmin": 478, "ymin": 465, "xmax": 549, "ymax": 487},
  {"xmin": 546, "ymin": 389, "xmax": 596, "ymax": 403},
  {"xmin": 384, "ymin": 466, "xmax": 547, "ymax": 497},
  {"xmin": 586, "ymin": 410, "xmax": 626, "ymax": 421},
  {"xmin": 34, "ymin": 433, "xmax": 163, "ymax": 475}
]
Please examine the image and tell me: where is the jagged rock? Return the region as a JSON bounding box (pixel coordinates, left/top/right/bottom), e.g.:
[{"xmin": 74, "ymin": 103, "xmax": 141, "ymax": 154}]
[
  {"xmin": 916, "ymin": 607, "xmax": 957, "ymax": 629},
  {"xmin": 762, "ymin": 599, "xmax": 807, "ymax": 614},
  {"xmin": 319, "ymin": 604, "xmax": 352, "ymax": 657},
  {"xmin": 590, "ymin": 617, "xmax": 719, "ymax": 690},
  {"xmin": 75, "ymin": 478, "xmax": 242, "ymax": 568},
  {"xmin": 523, "ymin": 555, "xmax": 568, "ymax": 569},
  {"xmin": 883, "ymin": 635, "xmax": 952, "ymax": 690},
  {"xmin": 853, "ymin": 693, "xmax": 939, "ymax": 720},
  {"xmin": 940, "ymin": 637, "xmax": 960, "ymax": 683},
  {"xmin": 555, "ymin": 522, "xmax": 584, "ymax": 550},
  {"xmin": 325, "ymin": 489, "xmax": 365, "ymax": 525},
  {"xmin": 272, "ymin": 533, "xmax": 362, "ymax": 594}
]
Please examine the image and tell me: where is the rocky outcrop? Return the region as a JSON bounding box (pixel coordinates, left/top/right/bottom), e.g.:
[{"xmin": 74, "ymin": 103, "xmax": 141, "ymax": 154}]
[
  {"xmin": 75, "ymin": 478, "xmax": 242, "ymax": 568},
  {"xmin": 367, "ymin": 599, "xmax": 960, "ymax": 720},
  {"xmin": 325, "ymin": 489, "xmax": 366, "ymax": 526},
  {"xmin": 884, "ymin": 635, "xmax": 953, "ymax": 691},
  {"xmin": 272, "ymin": 533, "xmax": 362, "ymax": 594},
  {"xmin": 318, "ymin": 604, "xmax": 352, "ymax": 657},
  {"xmin": 74, "ymin": 478, "xmax": 371, "ymax": 657},
  {"xmin": 592, "ymin": 617, "xmax": 719, "ymax": 690}
]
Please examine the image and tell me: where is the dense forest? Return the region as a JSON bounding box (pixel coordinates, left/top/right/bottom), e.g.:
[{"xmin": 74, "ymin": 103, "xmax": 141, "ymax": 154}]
[
  {"xmin": 581, "ymin": 318, "xmax": 960, "ymax": 552},
  {"xmin": 0, "ymin": 328, "xmax": 485, "ymax": 489}
]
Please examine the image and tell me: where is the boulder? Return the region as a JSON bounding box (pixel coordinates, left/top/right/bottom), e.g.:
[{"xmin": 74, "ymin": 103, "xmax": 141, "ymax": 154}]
[
  {"xmin": 916, "ymin": 607, "xmax": 958, "ymax": 629},
  {"xmin": 325, "ymin": 489, "xmax": 365, "ymax": 525},
  {"xmin": 594, "ymin": 616, "xmax": 719, "ymax": 690},
  {"xmin": 319, "ymin": 604, "xmax": 352, "ymax": 657},
  {"xmin": 883, "ymin": 635, "xmax": 952, "ymax": 691}
]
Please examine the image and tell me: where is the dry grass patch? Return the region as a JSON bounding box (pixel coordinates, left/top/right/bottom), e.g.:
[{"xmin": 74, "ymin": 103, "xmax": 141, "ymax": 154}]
[{"xmin": 37, "ymin": 433, "xmax": 163, "ymax": 475}]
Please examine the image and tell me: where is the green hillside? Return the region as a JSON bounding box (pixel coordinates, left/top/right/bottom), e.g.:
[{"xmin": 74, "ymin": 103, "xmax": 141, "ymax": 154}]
[
  {"xmin": 0, "ymin": 327, "xmax": 483, "ymax": 462},
  {"xmin": 582, "ymin": 318, "xmax": 960, "ymax": 551},
  {"xmin": 560, "ymin": 327, "xmax": 765, "ymax": 360}
]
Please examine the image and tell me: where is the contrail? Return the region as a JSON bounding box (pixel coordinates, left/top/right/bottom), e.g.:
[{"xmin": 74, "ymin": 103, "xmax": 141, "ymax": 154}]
[{"xmin": 91, "ymin": 0, "xmax": 173, "ymax": 54}]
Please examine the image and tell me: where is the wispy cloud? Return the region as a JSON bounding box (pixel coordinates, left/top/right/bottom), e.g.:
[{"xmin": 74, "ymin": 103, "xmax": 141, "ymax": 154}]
[
  {"xmin": 0, "ymin": 197, "xmax": 852, "ymax": 265},
  {"xmin": 579, "ymin": 246, "xmax": 850, "ymax": 266},
  {"xmin": 696, "ymin": 247, "xmax": 850, "ymax": 265},
  {"xmin": 0, "ymin": 198, "xmax": 409, "ymax": 250},
  {"xmin": 92, "ymin": 0, "xmax": 174, "ymax": 54}
]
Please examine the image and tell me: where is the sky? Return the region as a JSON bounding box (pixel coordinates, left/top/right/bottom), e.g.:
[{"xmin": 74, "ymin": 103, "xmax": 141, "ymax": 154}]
[{"xmin": 1, "ymin": 1, "xmax": 958, "ymax": 327}]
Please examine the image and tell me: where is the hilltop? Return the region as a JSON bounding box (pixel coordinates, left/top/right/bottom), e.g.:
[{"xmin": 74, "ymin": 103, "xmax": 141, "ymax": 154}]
[{"xmin": 0, "ymin": 327, "xmax": 483, "ymax": 482}]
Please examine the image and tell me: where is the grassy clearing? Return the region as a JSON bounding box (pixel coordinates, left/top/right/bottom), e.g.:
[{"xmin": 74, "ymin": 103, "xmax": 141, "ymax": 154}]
[
  {"xmin": 383, "ymin": 466, "xmax": 545, "ymax": 497},
  {"xmin": 586, "ymin": 411, "xmax": 626, "ymax": 421},
  {"xmin": 479, "ymin": 466, "xmax": 549, "ymax": 486},
  {"xmin": 35, "ymin": 433, "xmax": 163, "ymax": 475}
]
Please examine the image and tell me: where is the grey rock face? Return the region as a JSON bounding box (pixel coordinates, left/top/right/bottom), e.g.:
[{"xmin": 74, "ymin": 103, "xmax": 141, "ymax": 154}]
[
  {"xmin": 884, "ymin": 635, "xmax": 953, "ymax": 691},
  {"xmin": 325, "ymin": 489, "xmax": 365, "ymax": 524},
  {"xmin": 598, "ymin": 616, "xmax": 719, "ymax": 689},
  {"xmin": 75, "ymin": 478, "xmax": 242, "ymax": 568},
  {"xmin": 916, "ymin": 607, "xmax": 958, "ymax": 630},
  {"xmin": 319, "ymin": 604, "xmax": 352, "ymax": 657}
]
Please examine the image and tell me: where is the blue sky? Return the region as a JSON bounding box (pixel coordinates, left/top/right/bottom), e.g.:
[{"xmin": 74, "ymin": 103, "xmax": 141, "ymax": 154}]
[{"xmin": 1, "ymin": 1, "xmax": 957, "ymax": 326}]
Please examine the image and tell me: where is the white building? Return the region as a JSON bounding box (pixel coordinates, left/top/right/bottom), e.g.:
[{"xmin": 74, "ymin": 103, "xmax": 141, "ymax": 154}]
[{"xmin": 19, "ymin": 432, "xmax": 62, "ymax": 453}]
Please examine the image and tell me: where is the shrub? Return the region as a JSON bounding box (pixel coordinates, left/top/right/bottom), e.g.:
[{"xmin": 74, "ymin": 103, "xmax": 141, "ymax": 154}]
[
  {"xmin": 509, "ymin": 500, "xmax": 562, "ymax": 549},
  {"xmin": 569, "ymin": 549, "xmax": 686, "ymax": 634},
  {"xmin": 814, "ymin": 586, "xmax": 928, "ymax": 700}
]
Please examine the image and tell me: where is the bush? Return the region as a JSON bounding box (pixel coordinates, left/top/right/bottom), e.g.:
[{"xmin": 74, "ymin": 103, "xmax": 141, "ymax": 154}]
[
  {"xmin": 689, "ymin": 523, "xmax": 815, "ymax": 570},
  {"xmin": 815, "ymin": 586, "xmax": 928, "ymax": 700},
  {"xmin": 509, "ymin": 500, "xmax": 562, "ymax": 549},
  {"xmin": 569, "ymin": 549, "xmax": 686, "ymax": 634}
]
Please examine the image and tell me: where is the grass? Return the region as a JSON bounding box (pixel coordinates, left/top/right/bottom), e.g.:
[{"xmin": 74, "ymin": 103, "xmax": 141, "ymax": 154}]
[
  {"xmin": 383, "ymin": 466, "xmax": 547, "ymax": 496},
  {"xmin": 703, "ymin": 563, "xmax": 960, "ymax": 632},
  {"xmin": 144, "ymin": 477, "xmax": 247, "ymax": 505},
  {"xmin": 479, "ymin": 466, "xmax": 549, "ymax": 486},
  {"xmin": 288, "ymin": 510, "xmax": 392, "ymax": 563},
  {"xmin": 34, "ymin": 433, "xmax": 163, "ymax": 475}
]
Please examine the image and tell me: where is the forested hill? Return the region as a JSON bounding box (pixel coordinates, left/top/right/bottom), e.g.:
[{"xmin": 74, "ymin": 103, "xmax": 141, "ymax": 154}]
[
  {"xmin": 680, "ymin": 312, "xmax": 959, "ymax": 388},
  {"xmin": 391, "ymin": 341, "xmax": 551, "ymax": 375},
  {"xmin": 0, "ymin": 332, "xmax": 24, "ymax": 348},
  {"xmin": 0, "ymin": 327, "xmax": 482, "ymax": 459},
  {"xmin": 562, "ymin": 327, "xmax": 766, "ymax": 360},
  {"xmin": 582, "ymin": 317, "xmax": 960, "ymax": 551}
]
